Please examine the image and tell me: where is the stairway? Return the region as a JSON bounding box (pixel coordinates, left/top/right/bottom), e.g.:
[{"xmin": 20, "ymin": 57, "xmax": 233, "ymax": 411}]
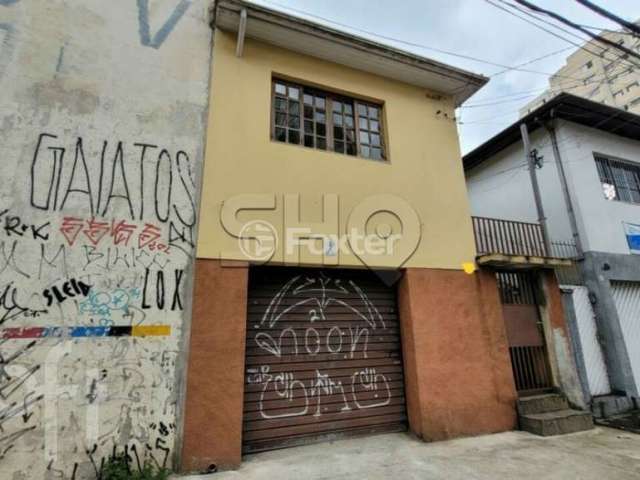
[{"xmin": 517, "ymin": 393, "xmax": 594, "ymax": 436}]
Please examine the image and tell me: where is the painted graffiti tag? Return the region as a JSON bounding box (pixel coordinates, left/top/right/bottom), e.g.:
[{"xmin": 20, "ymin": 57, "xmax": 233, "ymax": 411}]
[{"xmin": 247, "ymin": 273, "xmax": 396, "ymax": 422}]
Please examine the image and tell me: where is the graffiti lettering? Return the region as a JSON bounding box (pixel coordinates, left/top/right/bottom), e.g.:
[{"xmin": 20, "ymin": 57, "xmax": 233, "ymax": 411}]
[
  {"xmin": 141, "ymin": 269, "xmax": 183, "ymax": 311},
  {"xmin": 30, "ymin": 134, "xmax": 196, "ymax": 247},
  {"xmin": 0, "ymin": 209, "xmax": 50, "ymax": 241},
  {"xmin": 136, "ymin": 0, "xmax": 192, "ymax": 49},
  {"xmin": 42, "ymin": 278, "xmax": 91, "ymax": 307}
]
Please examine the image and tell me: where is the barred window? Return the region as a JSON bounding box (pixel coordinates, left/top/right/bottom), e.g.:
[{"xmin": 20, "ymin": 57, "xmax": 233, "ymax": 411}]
[
  {"xmin": 595, "ymin": 155, "xmax": 640, "ymax": 204},
  {"xmin": 272, "ymin": 78, "xmax": 387, "ymax": 161}
]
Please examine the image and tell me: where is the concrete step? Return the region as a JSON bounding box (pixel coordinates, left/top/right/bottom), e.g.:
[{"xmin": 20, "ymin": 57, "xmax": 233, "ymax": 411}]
[
  {"xmin": 520, "ymin": 409, "xmax": 594, "ymax": 436},
  {"xmin": 517, "ymin": 394, "xmax": 568, "ymax": 415},
  {"xmin": 591, "ymin": 395, "xmax": 637, "ymax": 418}
]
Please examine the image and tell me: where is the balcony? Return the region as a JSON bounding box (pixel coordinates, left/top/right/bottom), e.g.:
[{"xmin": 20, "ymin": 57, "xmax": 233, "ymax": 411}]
[{"xmin": 471, "ymin": 216, "xmax": 573, "ymax": 269}]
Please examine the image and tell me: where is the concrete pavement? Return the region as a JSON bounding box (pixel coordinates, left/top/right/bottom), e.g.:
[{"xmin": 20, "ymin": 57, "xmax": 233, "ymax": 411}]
[{"xmin": 176, "ymin": 427, "xmax": 640, "ymax": 479}]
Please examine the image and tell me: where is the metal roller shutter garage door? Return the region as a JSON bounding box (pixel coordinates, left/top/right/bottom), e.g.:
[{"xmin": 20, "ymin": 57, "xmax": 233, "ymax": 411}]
[
  {"xmin": 243, "ymin": 267, "xmax": 407, "ymax": 453},
  {"xmin": 612, "ymin": 281, "xmax": 640, "ymax": 391}
]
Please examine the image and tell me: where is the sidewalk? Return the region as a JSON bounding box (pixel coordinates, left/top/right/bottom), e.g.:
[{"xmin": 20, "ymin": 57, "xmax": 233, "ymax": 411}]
[{"xmin": 176, "ymin": 427, "xmax": 640, "ymax": 480}]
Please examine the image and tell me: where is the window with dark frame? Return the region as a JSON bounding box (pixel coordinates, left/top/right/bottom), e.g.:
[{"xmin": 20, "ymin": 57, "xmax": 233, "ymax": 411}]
[
  {"xmin": 595, "ymin": 155, "xmax": 640, "ymax": 204},
  {"xmin": 272, "ymin": 78, "xmax": 387, "ymax": 161}
]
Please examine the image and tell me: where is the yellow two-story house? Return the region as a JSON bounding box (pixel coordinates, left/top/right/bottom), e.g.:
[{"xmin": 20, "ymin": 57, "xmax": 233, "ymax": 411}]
[{"xmin": 180, "ymin": 0, "xmax": 518, "ymax": 471}]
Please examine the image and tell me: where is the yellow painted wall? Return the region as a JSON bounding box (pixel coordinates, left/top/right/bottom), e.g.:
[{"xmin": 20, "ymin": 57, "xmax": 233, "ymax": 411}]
[{"xmin": 197, "ymin": 29, "xmax": 477, "ymax": 270}]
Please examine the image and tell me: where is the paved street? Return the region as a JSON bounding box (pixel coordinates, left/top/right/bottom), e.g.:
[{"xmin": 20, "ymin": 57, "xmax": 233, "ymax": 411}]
[{"xmin": 178, "ymin": 428, "xmax": 640, "ymax": 480}]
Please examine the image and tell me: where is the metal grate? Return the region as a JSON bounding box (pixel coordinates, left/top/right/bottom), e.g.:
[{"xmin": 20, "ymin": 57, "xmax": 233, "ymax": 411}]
[
  {"xmin": 551, "ymin": 240, "xmax": 583, "ymax": 286},
  {"xmin": 496, "ymin": 271, "xmax": 537, "ymax": 305},
  {"xmin": 509, "ymin": 346, "xmax": 553, "ymax": 393},
  {"xmin": 497, "ymin": 271, "xmax": 554, "ymax": 394}
]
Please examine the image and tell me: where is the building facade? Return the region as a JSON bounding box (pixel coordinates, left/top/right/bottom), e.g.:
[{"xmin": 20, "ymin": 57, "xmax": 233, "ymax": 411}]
[
  {"xmin": 521, "ymin": 23, "xmax": 640, "ymax": 117},
  {"xmin": 0, "ymin": 1, "xmax": 592, "ymax": 478},
  {"xmin": 0, "ymin": 1, "xmax": 212, "ymax": 478},
  {"xmin": 467, "ymin": 93, "xmax": 640, "ymax": 416},
  {"xmin": 180, "ymin": 0, "xmax": 587, "ymax": 473}
]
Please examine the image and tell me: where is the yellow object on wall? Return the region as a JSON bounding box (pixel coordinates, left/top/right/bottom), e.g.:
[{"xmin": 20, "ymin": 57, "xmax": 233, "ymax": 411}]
[{"xmin": 197, "ymin": 30, "xmax": 477, "ymax": 270}]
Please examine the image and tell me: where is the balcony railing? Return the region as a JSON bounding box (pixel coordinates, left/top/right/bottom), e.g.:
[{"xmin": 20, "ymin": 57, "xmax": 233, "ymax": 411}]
[
  {"xmin": 551, "ymin": 240, "xmax": 583, "ymax": 285},
  {"xmin": 472, "ymin": 216, "xmax": 548, "ymax": 257}
]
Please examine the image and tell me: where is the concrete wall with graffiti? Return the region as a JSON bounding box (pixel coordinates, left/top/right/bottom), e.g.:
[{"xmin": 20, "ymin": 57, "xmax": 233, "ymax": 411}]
[{"xmin": 0, "ymin": 1, "xmax": 211, "ymax": 478}]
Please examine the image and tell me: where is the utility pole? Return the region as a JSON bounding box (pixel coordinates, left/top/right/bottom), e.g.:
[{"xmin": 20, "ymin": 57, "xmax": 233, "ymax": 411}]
[
  {"xmin": 544, "ymin": 122, "xmax": 584, "ymax": 257},
  {"xmin": 520, "ymin": 123, "xmax": 552, "ymax": 256}
]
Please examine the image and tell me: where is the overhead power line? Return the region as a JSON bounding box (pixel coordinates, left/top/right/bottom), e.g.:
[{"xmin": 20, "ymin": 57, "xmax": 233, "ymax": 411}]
[
  {"xmin": 490, "ymin": 46, "xmax": 574, "ymax": 77},
  {"xmin": 579, "ymin": 24, "xmax": 640, "ymax": 36},
  {"xmin": 256, "ymin": 0, "xmax": 587, "ymax": 80},
  {"xmin": 574, "ymin": 0, "xmax": 640, "ymax": 37},
  {"xmin": 512, "ymin": 0, "xmax": 640, "ymax": 65},
  {"xmin": 490, "ymin": 0, "xmax": 639, "ymax": 72}
]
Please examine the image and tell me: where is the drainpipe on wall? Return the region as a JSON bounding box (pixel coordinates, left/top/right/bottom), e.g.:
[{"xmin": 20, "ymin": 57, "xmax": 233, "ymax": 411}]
[{"xmin": 540, "ymin": 113, "xmax": 584, "ymax": 258}]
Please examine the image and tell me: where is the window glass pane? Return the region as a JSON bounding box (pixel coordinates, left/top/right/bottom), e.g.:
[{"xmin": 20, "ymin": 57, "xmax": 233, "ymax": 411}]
[
  {"xmin": 304, "ymin": 135, "xmax": 314, "ymax": 147},
  {"xmin": 275, "ymin": 113, "xmax": 287, "ymax": 126},
  {"xmin": 275, "ymin": 97, "xmax": 287, "ymax": 111},
  {"xmin": 288, "ymin": 130, "xmax": 300, "ymax": 144},
  {"xmin": 304, "ymin": 120, "xmax": 314, "ymax": 134},
  {"xmin": 304, "ymin": 105, "xmax": 313, "ymax": 119},
  {"xmin": 346, "ymin": 129, "xmax": 355, "ymax": 142},
  {"xmin": 273, "ymin": 80, "xmax": 384, "ymax": 159}
]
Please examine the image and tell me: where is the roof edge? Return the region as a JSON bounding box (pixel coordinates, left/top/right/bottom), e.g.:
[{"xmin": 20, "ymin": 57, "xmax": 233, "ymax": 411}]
[
  {"xmin": 463, "ymin": 92, "xmax": 640, "ymax": 171},
  {"xmin": 213, "ymin": 0, "xmax": 488, "ymax": 104}
]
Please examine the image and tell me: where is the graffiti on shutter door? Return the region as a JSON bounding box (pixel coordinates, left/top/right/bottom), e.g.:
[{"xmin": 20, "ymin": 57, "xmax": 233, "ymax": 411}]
[{"xmin": 243, "ymin": 268, "xmax": 406, "ymax": 452}]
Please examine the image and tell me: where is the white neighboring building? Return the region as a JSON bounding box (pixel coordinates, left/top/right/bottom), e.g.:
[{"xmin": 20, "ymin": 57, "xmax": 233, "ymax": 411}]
[{"xmin": 465, "ymin": 93, "xmax": 640, "ymax": 414}]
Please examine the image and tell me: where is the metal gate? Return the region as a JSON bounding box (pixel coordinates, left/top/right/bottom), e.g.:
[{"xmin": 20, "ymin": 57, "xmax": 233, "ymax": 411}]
[
  {"xmin": 611, "ymin": 281, "xmax": 640, "ymax": 392},
  {"xmin": 569, "ymin": 285, "xmax": 611, "ymax": 396},
  {"xmin": 243, "ymin": 267, "xmax": 407, "ymax": 453},
  {"xmin": 497, "ymin": 271, "xmax": 553, "ymax": 394}
]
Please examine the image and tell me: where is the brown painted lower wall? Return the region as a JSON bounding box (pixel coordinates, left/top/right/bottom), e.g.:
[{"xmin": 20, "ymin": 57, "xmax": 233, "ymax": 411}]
[
  {"xmin": 181, "ymin": 264, "xmax": 518, "ymax": 470},
  {"xmin": 181, "ymin": 259, "xmax": 249, "ymax": 472},
  {"xmin": 398, "ymin": 268, "xmax": 518, "ymax": 440}
]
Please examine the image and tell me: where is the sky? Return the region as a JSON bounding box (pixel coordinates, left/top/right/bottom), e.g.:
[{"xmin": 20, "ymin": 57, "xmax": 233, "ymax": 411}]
[{"xmin": 248, "ymin": 0, "xmax": 640, "ymax": 154}]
